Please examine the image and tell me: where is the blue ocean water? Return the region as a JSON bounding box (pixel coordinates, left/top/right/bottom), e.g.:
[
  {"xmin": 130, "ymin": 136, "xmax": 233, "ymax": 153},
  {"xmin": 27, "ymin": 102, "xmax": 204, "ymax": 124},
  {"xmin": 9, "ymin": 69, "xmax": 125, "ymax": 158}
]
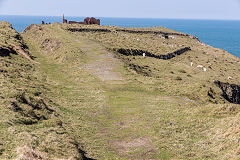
[{"xmin": 0, "ymin": 15, "xmax": 240, "ymax": 57}]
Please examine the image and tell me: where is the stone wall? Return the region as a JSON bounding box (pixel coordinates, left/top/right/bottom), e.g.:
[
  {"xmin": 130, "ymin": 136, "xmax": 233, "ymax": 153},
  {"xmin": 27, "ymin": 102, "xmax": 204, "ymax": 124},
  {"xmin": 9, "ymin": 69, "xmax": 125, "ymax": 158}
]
[
  {"xmin": 113, "ymin": 47, "xmax": 191, "ymax": 60},
  {"xmin": 68, "ymin": 28, "xmax": 111, "ymax": 33},
  {"xmin": 68, "ymin": 27, "xmax": 198, "ymax": 40},
  {"xmin": 116, "ymin": 29, "xmax": 199, "ymax": 40},
  {"xmin": 68, "ymin": 21, "xmax": 85, "ymax": 24}
]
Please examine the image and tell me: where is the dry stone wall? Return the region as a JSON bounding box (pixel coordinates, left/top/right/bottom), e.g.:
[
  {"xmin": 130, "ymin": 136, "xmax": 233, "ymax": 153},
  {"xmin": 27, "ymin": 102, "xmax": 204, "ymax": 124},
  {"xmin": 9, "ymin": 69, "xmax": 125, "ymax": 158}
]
[
  {"xmin": 116, "ymin": 29, "xmax": 199, "ymax": 40},
  {"xmin": 113, "ymin": 47, "xmax": 191, "ymax": 60},
  {"xmin": 68, "ymin": 27, "xmax": 199, "ymax": 40},
  {"xmin": 68, "ymin": 28, "xmax": 111, "ymax": 33}
]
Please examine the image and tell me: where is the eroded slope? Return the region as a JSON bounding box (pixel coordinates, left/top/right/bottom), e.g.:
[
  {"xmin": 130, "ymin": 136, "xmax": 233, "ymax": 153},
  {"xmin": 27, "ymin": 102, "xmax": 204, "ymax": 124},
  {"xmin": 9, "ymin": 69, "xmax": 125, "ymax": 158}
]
[{"xmin": 0, "ymin": 22, "xmax": 88, "ymax": 160}]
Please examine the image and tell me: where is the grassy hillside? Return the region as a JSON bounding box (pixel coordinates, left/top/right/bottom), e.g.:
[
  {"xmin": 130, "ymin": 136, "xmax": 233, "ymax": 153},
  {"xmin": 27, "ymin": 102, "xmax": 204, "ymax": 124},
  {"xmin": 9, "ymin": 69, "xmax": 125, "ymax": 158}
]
[
  {"xmin": 0, "ymin": 22, "xmax": 239, "ymax": 159},
  {"xmin": 0, "ymin": 22, "xmax": 88, "ymax": 160}
]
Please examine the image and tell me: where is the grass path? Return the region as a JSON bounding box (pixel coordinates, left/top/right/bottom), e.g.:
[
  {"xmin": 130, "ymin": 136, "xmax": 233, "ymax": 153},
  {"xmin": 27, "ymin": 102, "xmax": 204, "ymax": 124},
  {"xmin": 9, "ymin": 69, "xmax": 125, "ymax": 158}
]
[{"xmin": 22, "ymin": 25, "xmax": 218, "ymax": 159}]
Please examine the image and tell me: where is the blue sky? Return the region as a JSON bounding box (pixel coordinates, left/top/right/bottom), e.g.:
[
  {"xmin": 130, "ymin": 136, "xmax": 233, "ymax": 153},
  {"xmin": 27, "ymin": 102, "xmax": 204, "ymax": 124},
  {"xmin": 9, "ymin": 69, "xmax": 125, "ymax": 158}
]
[{"xmin": 0, "ymin": 0, "xmax": 240, "ymax": 20}]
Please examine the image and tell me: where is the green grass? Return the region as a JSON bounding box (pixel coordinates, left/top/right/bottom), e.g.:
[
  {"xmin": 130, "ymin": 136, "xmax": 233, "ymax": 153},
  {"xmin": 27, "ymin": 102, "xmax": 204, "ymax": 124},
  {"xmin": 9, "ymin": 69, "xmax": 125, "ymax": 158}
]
[{"xmin": 0, "ymin": 22, "xmax": 239, "ymax": 159}]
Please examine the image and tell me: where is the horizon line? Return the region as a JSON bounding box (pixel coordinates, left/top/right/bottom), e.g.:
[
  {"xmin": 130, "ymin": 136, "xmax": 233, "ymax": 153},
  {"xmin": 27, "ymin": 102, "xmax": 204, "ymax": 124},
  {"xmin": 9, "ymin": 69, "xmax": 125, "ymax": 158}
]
[{"xmin": 1, "ymin": 14, "xmax": 240, "ymax": 21}]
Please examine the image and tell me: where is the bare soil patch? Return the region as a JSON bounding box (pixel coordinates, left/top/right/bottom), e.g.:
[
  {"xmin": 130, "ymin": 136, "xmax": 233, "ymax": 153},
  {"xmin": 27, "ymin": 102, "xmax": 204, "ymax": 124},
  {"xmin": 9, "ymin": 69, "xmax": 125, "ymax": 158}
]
[
  {"xmin": 111, "ymin": 137, "xmax": 156, "ymax": 159},
  {"xmin": 80, "ymin": 42, "xmax": 124, "ymax": 83}
]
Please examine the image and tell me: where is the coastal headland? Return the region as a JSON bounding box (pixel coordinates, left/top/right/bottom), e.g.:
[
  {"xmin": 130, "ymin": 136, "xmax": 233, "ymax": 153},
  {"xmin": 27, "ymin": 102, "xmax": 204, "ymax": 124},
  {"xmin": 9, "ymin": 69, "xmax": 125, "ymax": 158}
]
[{"xmin": 0, "ymin": 21, "xmax": 239, "ymax": 160}]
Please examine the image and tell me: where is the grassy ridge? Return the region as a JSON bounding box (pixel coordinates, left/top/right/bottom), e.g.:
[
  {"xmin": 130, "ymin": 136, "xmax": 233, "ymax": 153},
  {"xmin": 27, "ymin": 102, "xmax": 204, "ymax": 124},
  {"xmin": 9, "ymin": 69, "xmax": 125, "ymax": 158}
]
[
  {"xmin": 0, "ymin": 22, "xmax": 88, "ymax": 159},
  {"xmin": 0, "ymin": 22, "xmax": 239, "ymax": 159}
]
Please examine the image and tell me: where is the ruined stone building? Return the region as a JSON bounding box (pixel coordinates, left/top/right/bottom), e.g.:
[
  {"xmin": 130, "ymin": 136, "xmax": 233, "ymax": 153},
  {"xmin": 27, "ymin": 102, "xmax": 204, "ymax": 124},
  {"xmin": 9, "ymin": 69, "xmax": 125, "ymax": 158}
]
[
  {"xmin": 63, "ymin": 14, "xmax": 100, "ymax": 25},
  {"xmin": 63, "ymin": 14, "xmax": 68, "ymax": 24}
]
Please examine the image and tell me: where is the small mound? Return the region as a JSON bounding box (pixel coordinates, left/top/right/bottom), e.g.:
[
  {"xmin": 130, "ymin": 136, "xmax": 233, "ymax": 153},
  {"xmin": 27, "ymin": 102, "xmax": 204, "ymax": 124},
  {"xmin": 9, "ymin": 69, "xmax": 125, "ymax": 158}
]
[
  {"xmin": 22, "ymin": 24, "xmax": 42, "ymax": 33},
  {"xmin": 41, "ymin": 38, "xmax": 61, "ymax": 53}
]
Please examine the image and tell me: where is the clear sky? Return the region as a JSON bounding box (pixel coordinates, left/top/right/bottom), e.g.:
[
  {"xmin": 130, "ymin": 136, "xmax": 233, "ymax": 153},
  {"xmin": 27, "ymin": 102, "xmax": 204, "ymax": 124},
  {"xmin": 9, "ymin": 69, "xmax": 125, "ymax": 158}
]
[{"xmin": 0, "ymin": 0, "xmax": 240, "ymax": 20}]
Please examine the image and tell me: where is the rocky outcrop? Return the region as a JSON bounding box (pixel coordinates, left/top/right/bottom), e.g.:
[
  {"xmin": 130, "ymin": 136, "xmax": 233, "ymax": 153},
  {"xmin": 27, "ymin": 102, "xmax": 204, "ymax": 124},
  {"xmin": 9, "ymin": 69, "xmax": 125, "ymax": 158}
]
[
  {"xmin": 113, "ymin": 47, "xmax": 191, "ymax": 60},
  {"xmin": 68, "ymin": 28, "xmax": 111, "ymax": 33},
  {"xmin": 214, "ymin": 81, "xmax": 240, "ymax": 104}
]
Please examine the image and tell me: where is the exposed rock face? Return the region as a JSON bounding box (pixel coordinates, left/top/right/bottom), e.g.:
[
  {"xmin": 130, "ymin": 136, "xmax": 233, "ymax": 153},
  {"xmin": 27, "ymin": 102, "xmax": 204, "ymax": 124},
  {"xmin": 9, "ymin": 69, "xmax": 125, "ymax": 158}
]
[
  {"xmin": 214, "ymin": 81, "xmax": 240, "ymax": 104},
  {"xmin": 113, "ymin": 47, "xmax": 191, "ymax": 60}
]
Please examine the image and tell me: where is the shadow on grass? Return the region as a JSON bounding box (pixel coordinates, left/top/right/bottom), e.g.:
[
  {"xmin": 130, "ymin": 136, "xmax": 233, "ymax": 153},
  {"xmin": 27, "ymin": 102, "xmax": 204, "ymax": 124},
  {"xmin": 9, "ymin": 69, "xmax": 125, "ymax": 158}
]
[{"xmin": 73, "ymin": 141, "xmax": 97, "ymax": 160}]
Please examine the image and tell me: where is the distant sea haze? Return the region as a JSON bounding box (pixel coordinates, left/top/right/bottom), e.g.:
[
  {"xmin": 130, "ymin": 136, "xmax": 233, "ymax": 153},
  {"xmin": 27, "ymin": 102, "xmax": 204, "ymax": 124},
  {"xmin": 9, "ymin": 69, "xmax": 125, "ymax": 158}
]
[{"xmin": 0, "ymin": 15, "xmax": 240, "ymax": 58}]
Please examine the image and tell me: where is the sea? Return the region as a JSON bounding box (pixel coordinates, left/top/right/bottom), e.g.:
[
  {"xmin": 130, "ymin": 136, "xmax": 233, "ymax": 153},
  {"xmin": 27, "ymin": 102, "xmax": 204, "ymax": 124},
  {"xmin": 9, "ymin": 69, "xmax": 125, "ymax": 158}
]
[{"xmin": 0, "ymin": 15, "xmax": 240, "ymax": 58}]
